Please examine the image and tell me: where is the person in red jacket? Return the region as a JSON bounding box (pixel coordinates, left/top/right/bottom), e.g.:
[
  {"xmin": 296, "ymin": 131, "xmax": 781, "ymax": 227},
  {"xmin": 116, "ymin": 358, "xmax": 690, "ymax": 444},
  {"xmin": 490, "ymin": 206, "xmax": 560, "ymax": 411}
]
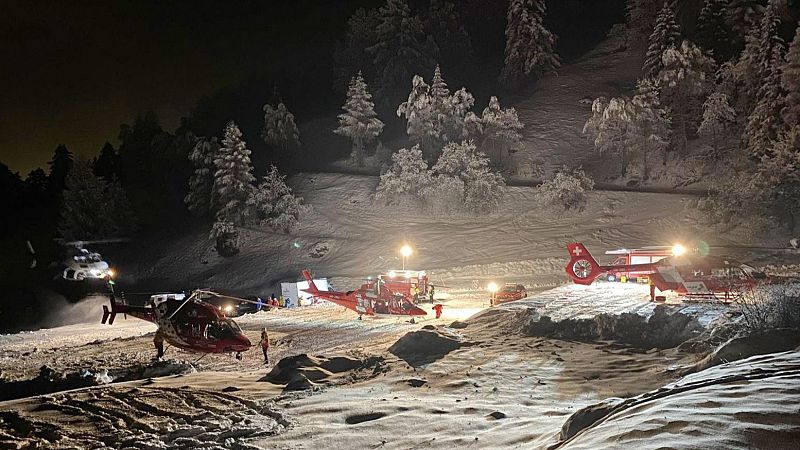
[{"xmin": 432, "ymin": 304, "xmax": 443, "ymax": 319}]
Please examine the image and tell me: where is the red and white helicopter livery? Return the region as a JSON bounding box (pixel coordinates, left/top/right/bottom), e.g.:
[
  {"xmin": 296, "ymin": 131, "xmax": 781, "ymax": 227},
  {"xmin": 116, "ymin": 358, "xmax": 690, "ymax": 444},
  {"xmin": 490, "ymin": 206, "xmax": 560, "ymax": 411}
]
[{"xmin": 564, "ymin": 242, "xmax": 770, "ymax": 302}]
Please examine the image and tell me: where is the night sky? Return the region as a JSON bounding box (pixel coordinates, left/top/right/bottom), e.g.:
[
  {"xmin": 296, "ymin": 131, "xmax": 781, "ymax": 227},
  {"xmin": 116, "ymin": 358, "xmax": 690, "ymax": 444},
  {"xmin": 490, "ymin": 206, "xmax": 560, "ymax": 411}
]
[{"xmin": 0, "ymin": 0, "xmax": 622, "ymax": 175}]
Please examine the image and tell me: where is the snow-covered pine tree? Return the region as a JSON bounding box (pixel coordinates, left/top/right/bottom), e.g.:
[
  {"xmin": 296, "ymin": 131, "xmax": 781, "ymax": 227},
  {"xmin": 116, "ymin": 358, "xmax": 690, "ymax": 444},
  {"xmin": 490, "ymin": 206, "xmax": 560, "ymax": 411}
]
[
  {"xmin": 757, "ymin": 125, "xmax": 800, "ymax": 229},
  {"xmin": 478, "ymin": 96, "xmax": 524, "ymax": 167},
  {"xmin": 698, "ymin": 92, "xmax": 736, "ymax": 155},
  {"xmin": 185, "ymin": 136, "xmax": 220, "ymax": 216},
  {"xmin": 213, "ymin": 121, "xmax": 255, "ymax": 225},
  {"xmin": 430, "ymin": 140, "xmax": 505, "ymax": 212},
  {"xmin": 625, "ymin": 0, "xmax": 662, "ymax": 44},
  {"xmin": 658, "ymin": 40, "xmax": 715, "ymax": 152},
  {"xmin": 249, "ymin": 166, "xmax": 309, "ymax": 233},
  {"xmin": 375, "ymin": 145, "xmax": 432, "ymax": 203},
  {"xmin": 442, "ymin": 87, "xmax": 476, "ymax": 142},
  {"xmin": 537, "ymin": 167, "xmax": 595, "ymax": 211},
  {"xmin": 733, "ymin": 1, "xmax": 782, "ymax": 114},
  {"xmin": 368, "ymin": 0, "xmax": 438, "ymax": 103},
  {"xmin": 643, "ymin": 1, "xmax": 681, "ymax": 79},
  {"xmin": 262, "ymin": 100, "xmax": 301, "ymax": 155},
  {"xmin": 628, "ymin": 79, "xmax": 670, "ymax": 179},
  {"xmin": 209, "ymin": 218, "xmax": 239, "ymax": 257},
  {"xmin": 424, "ymin": 0, "xmax": 473, "ymax": 70},
  {"xmin": 397, "ymin": 75, "xmax": 437, "ymax": 158},
  {"xmin": 500, "ymin": 0, "xmax": 559, "ymax": 88},
  {"xmin": 582, "ymin": 97, "xmax": 610, "ymax": 142},
  {"xmin": 335, "ymin": 72, "xmax": 385, "ymax": 167},
  {"xmin": 58, "ymin": 158, "xmax": 136, "ymax": 240},
  {"xmin": 781, "ymin": 24, "xmax": 800, "ymax": 128},
  {"xmin": 594, "ymin": 97, "xmax": 633, "ymax": 176},
  {"xmin": 743, "ymin": 44, "xmax": 787, "ymax": 159},
  {"xmin": 47, "ymin": 144, "xmax": 74, "ymax": 196},
  {"xmin": 92, "ymin": 142, "xmax": 121, "ymax": 182},
  {"xmin": 696, "ymin": 0, "xmax": 735, "ymax": 62},
  {"xmin": 429, "ymin": 65, "xmax": 450, "ymax": 141},
  {"xmin": 726, "ymin": 0, "xmax": 766, "ymax": 41},
  {"xmin": 334, "ymin": 8, "xmax": 381, "ymax": 93}
]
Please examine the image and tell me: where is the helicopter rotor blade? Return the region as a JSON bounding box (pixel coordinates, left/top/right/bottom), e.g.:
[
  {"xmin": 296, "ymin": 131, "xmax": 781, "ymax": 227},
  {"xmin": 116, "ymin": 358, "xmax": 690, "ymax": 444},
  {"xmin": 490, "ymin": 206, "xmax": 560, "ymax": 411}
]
[{"xmin": 166, "ymin": 291, "xmax": 199, "ymax": 320}]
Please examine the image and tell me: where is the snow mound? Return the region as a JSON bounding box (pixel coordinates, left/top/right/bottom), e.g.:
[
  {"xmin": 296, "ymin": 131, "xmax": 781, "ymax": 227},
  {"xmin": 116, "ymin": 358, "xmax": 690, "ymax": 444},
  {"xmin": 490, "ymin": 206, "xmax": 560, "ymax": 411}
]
[
  {"xmin": 553, "ymin": 350, "xmax": 800, "ymax": 449},
  {"xmin": 683, "ymin": 328, "xmax": 800, "ymax": 375},
  {"xmin": 263, "ymin": 354, "xmax": 383, "ymax": 391},
  {"xmin": 0, "ymin": 386, "xmax": 291, "ymax": 449},
  {"xmin": 388, "ymin": 325, "xmax": 469, "ymax": 367},
  {"xmin": 515, "ymin": 305, "xmax": 703, "ymax": 349}
]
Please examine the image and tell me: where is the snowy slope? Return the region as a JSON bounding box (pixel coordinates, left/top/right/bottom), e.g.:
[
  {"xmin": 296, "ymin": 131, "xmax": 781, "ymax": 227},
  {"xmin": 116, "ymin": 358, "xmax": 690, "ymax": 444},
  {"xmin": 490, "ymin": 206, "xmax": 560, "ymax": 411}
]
[{"xmin": 116, "ymin": 172, "xmax": 704, "ymax": 297}]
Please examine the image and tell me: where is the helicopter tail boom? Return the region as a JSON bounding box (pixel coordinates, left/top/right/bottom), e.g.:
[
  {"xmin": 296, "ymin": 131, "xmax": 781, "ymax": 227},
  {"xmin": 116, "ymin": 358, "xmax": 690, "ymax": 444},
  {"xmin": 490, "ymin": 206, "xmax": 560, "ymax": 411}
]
[
  {"xmin": 565, "ymin": 243, "xmax": 605, "ymax": 285},
  {"xmin": 101, "ymin": 293, "xmax": 118, "ymax": 325}
]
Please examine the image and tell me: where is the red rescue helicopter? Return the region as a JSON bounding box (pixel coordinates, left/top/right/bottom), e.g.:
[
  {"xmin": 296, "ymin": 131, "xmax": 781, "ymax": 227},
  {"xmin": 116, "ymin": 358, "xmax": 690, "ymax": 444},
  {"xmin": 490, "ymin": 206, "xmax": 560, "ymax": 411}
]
[
  {"xmin": 300, "ymin": 269, "xmax": 427, "ymax": 318},
  {"xmin": 101, "ymin": 288, "xmax": 253, "ymax": 359},
  {"xmin": 564, "ymin": 242, "xmax": 771, "ymax": 302}
]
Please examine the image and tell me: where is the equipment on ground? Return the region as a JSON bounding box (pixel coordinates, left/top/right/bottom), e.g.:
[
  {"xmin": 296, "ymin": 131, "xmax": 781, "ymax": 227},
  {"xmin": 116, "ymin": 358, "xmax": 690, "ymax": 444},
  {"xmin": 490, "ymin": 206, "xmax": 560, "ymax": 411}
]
[
  {"xmin": 300, "ymin": 269, "xmax": 426, "ymax": 318},
  {"xmin": 281, "ymin": 277, "xmax": 329, "ymax": 307},
  {"xmin": 564, "ymin": 242, "xmax": 771, "ymax": 302},
  {"xmin": 101, "ymin": 288, "xmax": 253, "ymax": 359}
]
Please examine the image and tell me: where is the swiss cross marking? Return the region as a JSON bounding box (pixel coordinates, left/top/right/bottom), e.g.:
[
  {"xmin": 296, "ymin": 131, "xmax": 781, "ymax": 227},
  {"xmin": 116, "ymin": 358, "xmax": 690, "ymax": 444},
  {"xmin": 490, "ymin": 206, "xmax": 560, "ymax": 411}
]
[{"xmin": 572, "ymin": 246, "xmax": 582, "ymax": 256}]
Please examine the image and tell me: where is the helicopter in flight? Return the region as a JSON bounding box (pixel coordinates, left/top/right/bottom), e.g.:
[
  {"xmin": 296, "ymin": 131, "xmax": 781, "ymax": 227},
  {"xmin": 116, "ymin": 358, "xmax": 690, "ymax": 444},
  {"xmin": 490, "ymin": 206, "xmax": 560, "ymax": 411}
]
[
  {"xmin": 101, "ymin": 288, "xmax": 253, "ymax": 359},
  {"xmin": 564, "ymin": 242, "xmax": 773, "ymax": 302},
  {"xmin": 300, "ymin": 269, "xmax": 427, "ymax": 318}
]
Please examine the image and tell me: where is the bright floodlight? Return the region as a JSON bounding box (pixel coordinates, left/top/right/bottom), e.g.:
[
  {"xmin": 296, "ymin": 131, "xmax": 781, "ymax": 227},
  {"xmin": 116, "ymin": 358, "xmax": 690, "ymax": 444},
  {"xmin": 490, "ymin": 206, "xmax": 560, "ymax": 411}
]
[
  {"xmin": 388, "ymin": 271, "xmax": 396, "ymax": 277},
  {"xmin": 487, "ymin": 282, "xmax": 498, "ymax": 293},
  {"xmin": 400, "ymin": 245, "xmax": 412, "ymax": 257},
  {"xmin": 672, "ymin": 244, "xmax": 687, "ymax": 256},
  {"xmin": 107, "ymin": 268, "xmax": 115, "ymax": 278}
]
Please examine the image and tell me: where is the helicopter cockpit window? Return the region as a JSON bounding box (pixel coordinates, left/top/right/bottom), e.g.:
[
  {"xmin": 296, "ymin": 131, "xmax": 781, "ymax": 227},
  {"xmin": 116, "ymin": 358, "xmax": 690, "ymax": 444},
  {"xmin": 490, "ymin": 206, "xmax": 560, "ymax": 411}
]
[
  {"xmin": 207, "ymin": 319, "xmax": 239, "ymax": 340},
  {"xmin": 741, "ymin": 264, "xmax": 767, "ymax": 280}
]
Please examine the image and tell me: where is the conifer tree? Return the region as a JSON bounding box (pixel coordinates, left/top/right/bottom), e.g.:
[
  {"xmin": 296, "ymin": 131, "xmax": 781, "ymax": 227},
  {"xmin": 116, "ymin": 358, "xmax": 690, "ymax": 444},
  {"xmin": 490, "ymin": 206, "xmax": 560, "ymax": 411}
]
[
  {"xmin": 249, "ymin": 166, "xmax": 309, "ymax": 233},
  {"xmin": 696, "ymin": 0, "xmax": 734, "ymax": 62},
  {"xmin": 397, "ymin": 75, "xmax": 437, "ymax": 157},
  {"xmin": 629, "ymin": 79, "xmax": 670, "ymax": 179},
  {"xmin": 781, "ymin": 24, "xmax": 800, "ymax": 128},
  {"xmin": 262, "ymin": 97, "xmax": 301, "ymax": 154},
  {"xmin": 726, "ymin": 0, "xmax": 765, "ymax": 40},
  {"xmin": 47, "ymin": 144, "xmax": 73, "ymax": 196},
  {"xmin": 625, "ymin": 0, "xmax": 662, "ymax": 43},
  {"xmin": 185, "ymin": 136, "xmax": 220, "ymax": 216},
  {"xmin": 743, "ymin": 44, "xmax": 786, "ymax": 159},
  {"xmin": 375, "ymin": 145, "xmax": 432, "ymax": 202},
  {"xmin": 431, "ymin": 141, "xmax": 505, "ymax": 212},
  {"xmin": 368, "ymin": 0, "xmax": 438, "ymax": 103},
  {"xmin": 479, "ymin": 96, "xmax": 524, "ymax": 167},
  {"xmin": 93, "ymin": 142, "xmax": 121, "ymax": 181},
  {"xmin": 334, "ymin": 72, "xmax": 384, "ymax": 167},
  {"xmin": 58, "ymin": 158, "xmax": 136, "ymax": 240},
  {"xmin": 500, "ymin": 0, "xmax": 559, "ymax": 88},
  {"xmin": 698, "ymin": 92, "xmax": 736, "ymax": 155},
  {"xmin": 758, "ymin": 125, "xmax": 800, "ymax": 229},
  {"xmin": 734, "ymin": 1, "xmax": 782, "ymax": 113},
  {"xmin": 658, "ymin": 40, "xmax": 715, "ymax": 151},
  {"xmin": 213, "ymin": 121, "xmax": 255, "ymax": 225},
  {"xmin": 643, "ymin": 1, "xmax": 681, "ymax": 79}
]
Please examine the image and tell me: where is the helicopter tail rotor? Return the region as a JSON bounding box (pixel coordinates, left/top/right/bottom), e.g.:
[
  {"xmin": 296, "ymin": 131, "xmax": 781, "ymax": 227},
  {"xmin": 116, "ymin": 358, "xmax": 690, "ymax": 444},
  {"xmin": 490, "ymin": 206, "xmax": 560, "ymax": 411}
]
[
  {"xmin": 565, "ymin": 243, "xmax": 604, "ymax": 285},
  {"xmin": 101, "ymin": 293, "xmax": 119, "ymax": 325}
]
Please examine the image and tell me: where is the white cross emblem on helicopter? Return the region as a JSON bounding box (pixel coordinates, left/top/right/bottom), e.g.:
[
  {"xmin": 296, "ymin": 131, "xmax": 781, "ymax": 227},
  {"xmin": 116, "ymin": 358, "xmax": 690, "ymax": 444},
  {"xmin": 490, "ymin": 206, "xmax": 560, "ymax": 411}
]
[{"xmin": 572, "ymin": 246, "xmax": 582, "ymax": 256}]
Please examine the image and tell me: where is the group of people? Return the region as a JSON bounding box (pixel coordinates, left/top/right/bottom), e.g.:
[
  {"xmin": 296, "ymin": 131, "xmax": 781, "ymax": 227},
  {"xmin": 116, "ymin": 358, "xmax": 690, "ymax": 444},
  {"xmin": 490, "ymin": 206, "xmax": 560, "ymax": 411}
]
[{"xmin": 256, "ymin": 294, "xmax": 293, "ymax": 311}]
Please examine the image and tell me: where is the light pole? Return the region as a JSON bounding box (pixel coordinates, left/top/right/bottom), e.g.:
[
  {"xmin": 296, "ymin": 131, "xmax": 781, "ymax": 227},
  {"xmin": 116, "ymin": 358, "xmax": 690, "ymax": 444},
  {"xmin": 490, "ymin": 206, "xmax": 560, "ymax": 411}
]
[
  {"xmin": 400, "ymin": 245, "xmax": 412, "ymax": 270},
  {"xmin": 487, "ymin": 282, "xmax": 498, "ymax": 306}
]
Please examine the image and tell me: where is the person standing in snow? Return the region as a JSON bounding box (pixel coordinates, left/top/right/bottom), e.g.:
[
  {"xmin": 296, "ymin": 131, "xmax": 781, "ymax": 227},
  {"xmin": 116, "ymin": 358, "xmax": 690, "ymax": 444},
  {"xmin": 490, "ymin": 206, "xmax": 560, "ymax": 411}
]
[
  {"xmin": 260, "ymin": 328, "xmax": 270, "ymax": 364},
  {"xmin": 429, "ymin": 286, "xmax": 435, "ymax": 303},
  {"xmin": 433, "ymin": 303, "xmax": 443, "ymax": 319},
  {"xmin": 154, "ymin": 329, "xmax": 165, "ymax": 358}
]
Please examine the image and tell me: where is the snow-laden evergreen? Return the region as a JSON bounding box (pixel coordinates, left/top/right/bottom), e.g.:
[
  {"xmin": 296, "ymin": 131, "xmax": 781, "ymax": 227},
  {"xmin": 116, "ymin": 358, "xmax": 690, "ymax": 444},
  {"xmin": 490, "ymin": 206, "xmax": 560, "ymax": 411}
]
[
  {"xmin": 58, "ymin": 158, "xmax": 136, "ymax": 240},
  {"xmin": 658, "ymin": 40, "xmax": 715, "ymax": 151},
  {"xmin": 628, "ymin": 79, "xmax": 671, "ymax": 179},
  {"xmin": 500, "ymin": 0, "xmax": 559, "ymax": 88},
  {"xmin": 726, "ymin": 0, "xmax": 765, "ymax": 38},
  {"xmin": 375, "ymin": 145, "xmax": 432, "ymax": 202},
  {"xmin": 429, "ymin": 141, "xmax": 505, "ymax": 212},
  {"xmin": 743, "ymin": 44, "xmax": 786, "ymax": 159},
  {"xmin": 643, "ymin": 1, "xmax": 681, "ymax": 79},
  {"xmin": 697, "ymin": 0, "xmax": 735, "ymax": 62},
  {"xmin": 477, "ymin": 96, "xmax": 524, "ymax": 167},
  {"xmin": 249, "ymin": 166, "xmax": 309, "ymax": 233},
  {"xmin": 262, "ymin": 100, "xmax": 301, "ymax": 154},
  {"xmin": 368, "ymin": 0, "xmax": 438, "ymax": 102},
  {"xmin": 213, "ymin": 121, "xmax": 255, "ymax": 225},
  {"xmin": 732, "ymin": 1, "xmax": 782, "ymax": 113},
  {"xmin": 537, "ymin": 167, "xmax": 595, "ymax": 211},
  {"xmin": 625, "ymin": 0, "xmax": 662, "ymax": 43},
  {"xmin": 335, "ymin": 72, "xmax": 384, "ymax": 167},
  {"xmin": 781, "ymin": 24, "xmax": 800, "ymax": 128},
  {"xmin": 209, "ymin": 218, "xmax": 239, "ymax": 257},
  {"xmin": 396, "ymin": 75, "xmax": 437, "ymax": 156},
  {"xmin": 424, "ymin": 0, "xmax": 473, "ymax": 70},
  {"xmin": 699, "ymin": 92, "xmax": 736, "ymax": 155},
  {"xmin": 758, "ymin": 125, "xmax": 800, "ymax": 229},
  {"xmin": 185, "ymin": 136, "xmax": 219, "ymax": 216}
]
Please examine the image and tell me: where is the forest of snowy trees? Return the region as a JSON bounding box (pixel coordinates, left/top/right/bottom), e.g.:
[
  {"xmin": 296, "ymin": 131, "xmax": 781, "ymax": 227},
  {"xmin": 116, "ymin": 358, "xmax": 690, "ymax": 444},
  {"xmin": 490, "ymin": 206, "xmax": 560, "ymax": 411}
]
[{"xmin": 585, "ymin": 0, "xmax": 800, "ymax": 231}]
